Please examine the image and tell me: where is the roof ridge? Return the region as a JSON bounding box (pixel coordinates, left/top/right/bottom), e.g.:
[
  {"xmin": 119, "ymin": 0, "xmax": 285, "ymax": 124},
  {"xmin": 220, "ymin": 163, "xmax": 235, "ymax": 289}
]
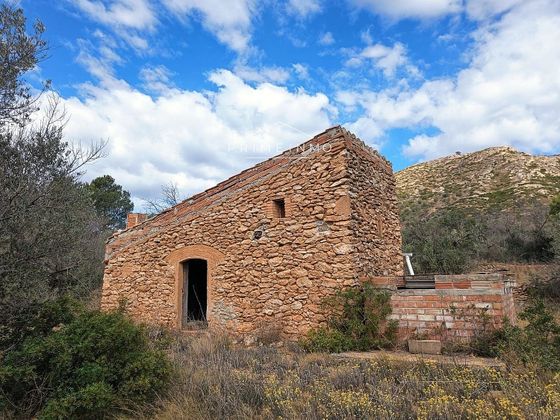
[
  {"xmin": 115, "ymin": 125, "xmax": 344, "ymax": 236},
  {"xmin": 339, "ymin": 126, "xmax": 393, "ymax": 168}
]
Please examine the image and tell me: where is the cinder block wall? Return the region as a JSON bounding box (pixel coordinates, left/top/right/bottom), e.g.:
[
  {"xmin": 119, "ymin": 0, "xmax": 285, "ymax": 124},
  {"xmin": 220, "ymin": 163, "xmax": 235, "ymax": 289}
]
[{"xmin": 381, "ymin": 273, "xmax": 516, "ymax": 341}]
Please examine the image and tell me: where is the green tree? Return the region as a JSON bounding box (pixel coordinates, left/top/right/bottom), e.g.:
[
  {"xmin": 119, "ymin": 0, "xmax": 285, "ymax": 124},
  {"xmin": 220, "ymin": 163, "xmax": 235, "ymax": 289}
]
[
  {"xmin": 0, "ymin": 4, "xmax": 48, "ymax": 126},
  {"xmin": 402, "ymin": 208, "xmax": 485, "ymax": 274},
  {"xmin": 86, "ymin": 175, "xmax": 134, "ymax": 230},
  {"xmin": 0, "ymin": 5, "xmax": 106, "ymax": 349},
  {"xmin": 550, "ymin": 193, "xmax": 560, "ymax": 218},
  {"xmin": 548, "ymin": 193, "xmax": 560, "ymax": 260}
]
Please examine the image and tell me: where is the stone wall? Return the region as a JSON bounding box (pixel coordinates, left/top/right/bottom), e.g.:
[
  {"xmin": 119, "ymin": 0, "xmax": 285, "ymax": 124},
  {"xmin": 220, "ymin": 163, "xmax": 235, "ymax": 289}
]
[
  {"xmin": 371, "ymin": 273, "xmax": 516, "ymax": 341},
  {"xmin": 101, "ymin": 126, "xmax": 404, "ymax": 339},
  {"xmin": 346, "ymin": 134, "xmax": 403, "ymax": 278}
]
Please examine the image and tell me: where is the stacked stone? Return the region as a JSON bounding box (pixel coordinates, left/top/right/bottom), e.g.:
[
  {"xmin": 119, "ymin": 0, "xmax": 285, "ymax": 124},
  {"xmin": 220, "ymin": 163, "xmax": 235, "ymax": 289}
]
[
  {"xmin": 344, "ymin": 132, "xmax": 404, "ymax": 279},
  {"xmin": 101, "ymin": 126, "xmax": 404, "ymax": 340}
]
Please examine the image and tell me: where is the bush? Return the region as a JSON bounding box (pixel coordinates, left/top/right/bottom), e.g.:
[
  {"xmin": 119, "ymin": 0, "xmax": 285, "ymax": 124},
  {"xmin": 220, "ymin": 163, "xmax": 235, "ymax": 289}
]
[
  {"xmin": 401, "ymin": 203, "xmax": 558, "ymax": 271},
  {"xmin": 402, "ymin": 208, "xmax": 485, "ymax": 274},
  {"xmin": 526, "ymin": 264, "xmax": 560, "ymax": 302},
  {"xmin": 0, "ymin": 298, "xmax": 171, "ymax": 419},
  {"xmin": 471, "ymin": 299, "xmax": 560, "ymax": 372},
  {"xmin": 146, "ymin": 334, "xmax": 560, "ymax": 420},
  {"xmin": 301, "ymin": 284, "xmax": 397, "ymax": 353},
  {"xmin": 301, "ymin": 327, "xmax": 351, "ymax": 353},
  {"xmin": 0, "ymin": 295, "xmax": 82, "ymax": 351}
]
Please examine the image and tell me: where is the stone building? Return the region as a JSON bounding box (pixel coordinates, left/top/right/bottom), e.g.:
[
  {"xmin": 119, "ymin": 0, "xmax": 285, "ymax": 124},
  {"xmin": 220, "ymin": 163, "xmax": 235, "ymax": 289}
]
[
  {"xmin": 101, "ymin": 126, "xmax": 403, "ymax": 338},
  {"xmin": 101, "ymin": 126, "xmax": 516, "ymax": 341}
]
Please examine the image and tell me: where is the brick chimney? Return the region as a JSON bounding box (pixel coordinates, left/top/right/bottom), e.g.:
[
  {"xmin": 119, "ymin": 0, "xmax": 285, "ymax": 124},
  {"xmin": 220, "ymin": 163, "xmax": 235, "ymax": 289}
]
[{"xmin": 126, "ymin": 213, "xmax": 148, "ymax": 229}]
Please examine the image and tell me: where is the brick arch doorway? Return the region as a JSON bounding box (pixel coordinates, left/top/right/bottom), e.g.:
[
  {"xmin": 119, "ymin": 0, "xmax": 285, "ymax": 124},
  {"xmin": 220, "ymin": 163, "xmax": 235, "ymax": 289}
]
[
  {"xmin": 181, "ymin": 258, "xmax": 207, "ymax": 328},
  {"xmin": 166, "ymin": 244, "xmax": 225, "ymax": 330}
]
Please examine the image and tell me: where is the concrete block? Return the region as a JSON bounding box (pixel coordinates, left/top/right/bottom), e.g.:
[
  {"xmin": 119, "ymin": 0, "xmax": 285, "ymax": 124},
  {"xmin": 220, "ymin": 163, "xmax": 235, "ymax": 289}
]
[{"xmin": 408, "ymin": 339, "xmax": 442, "ymax": 355}]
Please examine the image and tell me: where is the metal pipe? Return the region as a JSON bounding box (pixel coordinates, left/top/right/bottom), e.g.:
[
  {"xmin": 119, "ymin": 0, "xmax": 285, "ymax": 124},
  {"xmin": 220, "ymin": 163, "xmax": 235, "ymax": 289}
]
[{"xmin": 403, "ymin": 253, "xmax": 415, "ymax": 276}]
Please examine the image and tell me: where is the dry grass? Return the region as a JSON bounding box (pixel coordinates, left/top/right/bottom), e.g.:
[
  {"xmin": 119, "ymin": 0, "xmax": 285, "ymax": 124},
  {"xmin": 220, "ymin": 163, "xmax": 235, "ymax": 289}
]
[{"xmin": 123, "ymin": 333, "xmax": 560, "ymax": 420}]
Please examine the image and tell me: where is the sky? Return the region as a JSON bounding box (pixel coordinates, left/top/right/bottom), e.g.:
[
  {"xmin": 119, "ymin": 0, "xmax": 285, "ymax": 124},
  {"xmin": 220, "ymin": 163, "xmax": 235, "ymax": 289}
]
[{"xmin": 23, "ymin": 0, "xmax": 560, "ymax": 208}]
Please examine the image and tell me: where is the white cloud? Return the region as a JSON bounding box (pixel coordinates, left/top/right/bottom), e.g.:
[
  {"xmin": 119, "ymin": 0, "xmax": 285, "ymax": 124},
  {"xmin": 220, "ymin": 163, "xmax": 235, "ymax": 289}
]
[
  {"xmin": 345, "ymin": 117, "xmax": 384, "ymax": 149},
  {"xmin": 161, "ymin": 0, "xmax": 257, "ymax": 52},
  {"xmin": 340, "ymin": 0, "xmax": 560, "ymax": 160},
  {"xmin": 70, "ymin": 0, "xmax": 156, "ymax": 50},
  {"xmin": 139, "ymin": 64, "xmax": 176, "ymax": 94},
  {"xmin": 465, "ymin": 0, "xmax": 524, "ymax": 20},
  {"xmin": 287, "ymin": 0, "xmax": 322, "ymax": 17},
  {"xmin": 62, "ymin": 70, "xmax": 333, "ymax": 205},
  {"xmin": 349, "ymin": 0, "xmax": 462, "ymax": 19},
  {"xmin": 75, "ymin": 32, "xmax": 123, "ymax": 81},
  {"xmin": 318, "ymin": 31, "xmax": 335, "ymax": 46},
  {"xmin": 72, "ymin": 0, "xmax": 157, "ymax": 30},
  {"xmin": 292, "ymin": 63, "xmax": 309, "ymax": 79},
  {"xmin": 233, "ymin": 64, "xmax": 291, "ymax": 84},
  {"xmin": 346, "ymin": 42, "xmax": 416, "ymax": 78}
]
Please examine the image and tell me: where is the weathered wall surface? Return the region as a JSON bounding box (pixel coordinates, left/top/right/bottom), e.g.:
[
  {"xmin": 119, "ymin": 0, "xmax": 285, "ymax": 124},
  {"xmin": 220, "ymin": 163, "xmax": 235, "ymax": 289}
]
[
  {"xmin": 382, "ymin": 273, "xmax": 516, "ymax": 340},
  {"xmin": 102, "ymin": 127, "xmax": 404, "ymax": 339},
  {"xmin": 346, "ymin": 135, "xmax": 403, "ymax": 279}
]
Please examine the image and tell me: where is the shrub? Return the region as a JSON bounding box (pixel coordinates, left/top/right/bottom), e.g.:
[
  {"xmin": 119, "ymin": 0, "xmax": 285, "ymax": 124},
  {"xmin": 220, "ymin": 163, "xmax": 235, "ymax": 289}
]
[
  {"xmin": 0, "ymin": 299, "xmax": 171, "ymax": 419},
  {"xmin": 526, "ymin": 264, "xmax": 560, "ymax": 302},
  {"xmin": 143, "ymin": 334, "xmax": 560, "ymax": 420},
  {"xmin": 301, "ymin": 284, "xmax": 397, "ymax": 353},
  {"xmin": 402, "ymin": 208, "xmax": 485, "ymax": 274},
  {"xmin": 0, "ymin": 295, "xmax": 82, "ymax": 351},
  {"xmin": 301, "ymin": 327, "xmax": 351, "ymax": 353},
  {"xmin": 401, "ymin": 202, "xmax": 559, "ymax": 271},
  {"xmin": 470, "ymin": 299, "xmax": 560, "ymax": 372}
]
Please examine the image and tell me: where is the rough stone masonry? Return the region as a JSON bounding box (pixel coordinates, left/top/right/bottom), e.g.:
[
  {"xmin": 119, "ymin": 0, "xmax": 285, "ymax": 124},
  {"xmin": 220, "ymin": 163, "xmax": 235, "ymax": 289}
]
[
  {"xmin": 101, "ymin": 126, "xmax": 515, "ymax": 341},
  {"xmin": 101, "ymin": 126, "xmax": 403, "ymax": 338}
]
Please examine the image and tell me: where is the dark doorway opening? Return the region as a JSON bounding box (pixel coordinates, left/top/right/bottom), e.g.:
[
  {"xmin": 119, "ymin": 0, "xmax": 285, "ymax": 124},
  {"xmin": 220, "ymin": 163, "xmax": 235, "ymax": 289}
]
[{"xmin": 182, "ymin": 259, "xmax": 207, "ymax": 328}]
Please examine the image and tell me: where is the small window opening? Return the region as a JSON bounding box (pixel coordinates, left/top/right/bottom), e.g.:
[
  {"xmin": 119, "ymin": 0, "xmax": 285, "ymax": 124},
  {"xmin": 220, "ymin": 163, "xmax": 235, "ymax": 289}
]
[{"xmin": 272, "ymin": 198, "xmax": 286, "ymax": 218}]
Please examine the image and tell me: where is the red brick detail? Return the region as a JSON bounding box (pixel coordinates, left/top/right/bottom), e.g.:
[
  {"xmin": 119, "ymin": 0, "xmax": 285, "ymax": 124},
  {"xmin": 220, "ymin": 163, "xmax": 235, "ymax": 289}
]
[
  {"xmin": 166, "ymin": 245, "xmax": 225, "ymax": 328},
  {"xmin": 385, "ymin": 273, "xmax": 516, "ymax": 342},
  {"xmin": 126, "ymin": 213, "xmax": 148, "ymax": 229}
]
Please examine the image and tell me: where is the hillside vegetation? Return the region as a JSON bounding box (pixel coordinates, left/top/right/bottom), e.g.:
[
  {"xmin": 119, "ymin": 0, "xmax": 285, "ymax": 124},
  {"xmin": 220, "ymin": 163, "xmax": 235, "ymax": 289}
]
[
  {"xmin": 125, "ymin": 333, "xmax": 560, "ymax": 420},
  {"xmin": 396, "ymin": 147, "xmax": 560, "ymax": 274},
  {"xmin": 396, "ymin": 147, "xmax": 560, "ymax": 217}
]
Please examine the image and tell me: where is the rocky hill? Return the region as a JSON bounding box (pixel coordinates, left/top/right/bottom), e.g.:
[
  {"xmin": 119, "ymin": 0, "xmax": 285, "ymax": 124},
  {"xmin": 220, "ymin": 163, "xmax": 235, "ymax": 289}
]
[{"xmin": 396, "ymin": 146, "xmax": 560, "ymax": 217}]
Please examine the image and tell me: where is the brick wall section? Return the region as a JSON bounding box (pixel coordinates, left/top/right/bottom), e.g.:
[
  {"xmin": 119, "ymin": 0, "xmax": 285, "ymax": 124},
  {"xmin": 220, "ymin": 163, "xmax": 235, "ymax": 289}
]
[
  {"xmin": 346, "ymin": 134, "xmax": 403, "ymax": 278},
  {"xmin": 101, "ymin": 126, "xmax": 403, "ymax": 340},
  {"xmin": 126, "ymin": 213, "xmax": 148, "ymax": 229},
  {"xmin": 384, "ymin": 273, "xmax": 516, "ymax": 340}
]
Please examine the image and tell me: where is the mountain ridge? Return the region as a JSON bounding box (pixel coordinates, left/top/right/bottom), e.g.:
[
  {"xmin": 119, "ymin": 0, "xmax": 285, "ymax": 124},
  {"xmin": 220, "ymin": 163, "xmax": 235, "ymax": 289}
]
[{"xmin": 395, "ymin": 146, "xmax": 560, "ymax": 216}]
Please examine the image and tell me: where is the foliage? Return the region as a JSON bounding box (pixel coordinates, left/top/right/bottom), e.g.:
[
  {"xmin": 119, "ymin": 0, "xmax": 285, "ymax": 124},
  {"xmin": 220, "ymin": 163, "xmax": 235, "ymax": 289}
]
[
  {"xmin": 402, "ymin": 208, "xmax": 485, "ymax": 274},
  {"xmin": 0, "ymin": 5, "xmax": 108, "ymax": 350},
  {"xmin": 480, "ymin": 203, "xmax": 556, "ymax": 263},
  {"xmin": 525, "ymin": 265, "xmax": 560, "ymax": 302},
  {"xmin": 471, "ymin": 299, "xmax": 560, "ymax": 372},
  {"xmin": 0, "ymin": 4, "xmax": 48, "ymax": 126},
  {"xmin": 301, "ymin": 284, "xmax": 397, "ymax": 353},
  {"xmin": 86, "ymin": 175, "xmax": 134, "ymax": 230},
  {"xmin": 127, "ymin": 334, "xmax": 560, "ymax": 420},
  {"xmin": 0, "ymin": 100, "xmax": 107, "ymax": 349},
  {"xmin": 549, "ymin": 194, "xmax": 560, "ymax": 259},
  {"xmin": 401, "ymin": 202, "xmax": 558, "ymax": 273},
  {"xmin": 550, "ymin": 193, "xmax": 560, "ymax": 218},
  {"xmin": 0, "ymin": 298, "xmax": 172, "ymax": 419}
]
